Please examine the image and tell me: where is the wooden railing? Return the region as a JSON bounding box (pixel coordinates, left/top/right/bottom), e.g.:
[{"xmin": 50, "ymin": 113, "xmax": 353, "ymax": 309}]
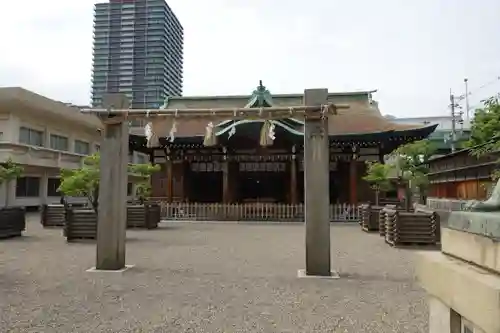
[
  {"xmin": 152, "ymin": 202, "xmax": 361, "ymax": 222},
  {"xmin": 426, "ymin": 197, "xmax": 472, "ymax": 211}
]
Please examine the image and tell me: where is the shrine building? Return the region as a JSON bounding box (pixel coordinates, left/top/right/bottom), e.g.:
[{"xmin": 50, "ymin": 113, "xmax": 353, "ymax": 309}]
[{"xmin": 129, "ymin": 82, "xmax": 437, "ymax": 205}]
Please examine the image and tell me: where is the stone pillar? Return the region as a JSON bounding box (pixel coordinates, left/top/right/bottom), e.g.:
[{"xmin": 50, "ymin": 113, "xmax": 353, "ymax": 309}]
[
  {"xmin": 40, "ymin": 171, "xmax": 48, "ymax": 205},
  {"xmin": 303, "ymin": 88, "xmax": 331, "ymax": 276},
  {"xmin": 428, "ymin": 296, "xmax": 454, "ymax": 333},
  {"xmin": 96, "ymin": 120, "xmax": 129, "ymax": 270}
]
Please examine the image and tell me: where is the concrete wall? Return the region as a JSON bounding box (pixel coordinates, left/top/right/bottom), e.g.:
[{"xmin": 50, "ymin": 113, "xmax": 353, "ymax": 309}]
[
  {"xmin": 416, "ymin": 224, "xmax": 500, "ymax": 333},
  {"xmin": 0, "ymin": 110, "xmax": 148, "ymax": 208}
]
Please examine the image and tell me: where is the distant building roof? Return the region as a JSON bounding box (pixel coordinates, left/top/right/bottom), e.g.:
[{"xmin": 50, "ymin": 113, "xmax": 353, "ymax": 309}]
[{"xmin": 0, "ymin": 87, "xmax": 102, "ymax": 130}]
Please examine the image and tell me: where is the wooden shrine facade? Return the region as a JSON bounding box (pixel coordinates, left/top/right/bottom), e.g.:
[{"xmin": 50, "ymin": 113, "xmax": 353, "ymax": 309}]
[
  {"xmin": 427, "ymin": 145, "xmax": 499, "ymax": 200},
  {"xmin": 128, "ymin": 82, "xmax": 438, "ymax": 205},
  {"xmin": 147, "ymin": 144, "xmax": 384, "ymax": 205},
  {"xmin": 131, "ymin": 123, "xmax": 437, "ymax": 205}
]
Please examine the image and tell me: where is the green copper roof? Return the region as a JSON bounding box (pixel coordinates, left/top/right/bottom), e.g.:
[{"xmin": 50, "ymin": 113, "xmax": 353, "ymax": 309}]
[
  {"xmin": 211, "ymin": 81, "xmax": 305, "ymax": 137},
  {"xmin": 245, "ymin": 80, "xmax": 273, "ymax": 108}
]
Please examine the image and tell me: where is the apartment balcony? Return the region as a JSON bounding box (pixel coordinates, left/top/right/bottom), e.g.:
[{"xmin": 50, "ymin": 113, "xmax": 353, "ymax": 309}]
[{"xmin": 0, "ymin": 142, "xmax": 86, "ymax": 170}]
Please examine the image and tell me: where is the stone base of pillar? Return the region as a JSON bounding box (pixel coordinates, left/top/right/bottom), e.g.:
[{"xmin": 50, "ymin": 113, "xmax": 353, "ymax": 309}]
[
  {"xmin": 86, "ymin": 264, "xmax": 135, "ymax": 274},
  {"xmin": 297, "ymin": 269, "xmax": 340, "ymax": 279},
  {"xmin": 416, "ymin": 250, "xmax": 500, "ymax": 332}
]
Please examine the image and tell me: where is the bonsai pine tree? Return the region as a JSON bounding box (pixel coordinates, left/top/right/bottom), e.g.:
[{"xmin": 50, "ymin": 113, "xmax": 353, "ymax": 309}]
[
  {"xmin": 58, "ymin": 153, "xmax": 160, "ymax": 212},
  {"xmin": 58, "ymin": 154, "xmax": 100, "ymax": 211},
  {"xmin": 362, "ymin": 161, "xmax": 394, "ymax": 206},
  {"xmin": 129, "ymin": 163, "xmax": 160, "ymax": 204},
  {"xmin": 0, "ymin": 158, "xmax": 24, "ymax": 207},
  {"xmin": 390, "ymin": 139, "xmax": 437, "ymax": 207}
]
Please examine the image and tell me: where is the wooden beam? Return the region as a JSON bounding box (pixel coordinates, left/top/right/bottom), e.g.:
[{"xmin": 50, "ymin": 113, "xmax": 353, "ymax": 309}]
[{"xmin": 81, "ymin": 104, "xmax": 347, "ymax": 120}]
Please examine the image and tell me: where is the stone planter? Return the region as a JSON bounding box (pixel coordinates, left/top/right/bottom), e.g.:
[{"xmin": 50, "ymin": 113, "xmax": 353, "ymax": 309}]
[
  {"xmin": 361, "ymin": 204, "xmax": 383, "ymax": 232},
  {"xmin": 41, "ymin": 204, "xmax": 65, "ymax": 227},
  {"xmin": 127, "ymin": 203, "xmax": 160, "ymax": 229},
  {"xmin": 384, "ymin": 209, "xmax": 438, "ymax": 247},
  {"xmin": 0, "ymin": 207, "xmax": 26, "ymax": 239},
  {"xmin": 64, "ymin": 208, "xmax": 97, "ymax": 241}
]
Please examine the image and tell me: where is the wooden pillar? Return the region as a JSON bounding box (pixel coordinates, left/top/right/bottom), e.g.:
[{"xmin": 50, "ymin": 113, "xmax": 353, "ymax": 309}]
[
  {"xmin": 96, "ymin": 120, "xmax": 129, "ymax": 270},
  {"xmin": 149, "ymin": 151, "xmax": 157, "ymax": 196},
  {"xmin": 349, "ymin": 158, "xmax": 358, "ymax": 205},
  {"xmin": 166, "ymin": 149, "xmax": 173, "ymax": 203},
  {"xmin": 178, "ymin": 160, "xmax": 186, "ymax": 202},
  {"xmin": 222, "ymin": 147, "xmax": 230, "ymax": 203},
  {"xmin": 378, "ymin": 148, "xmax": 385, "ymax": 164},
  {"xmin": 183, "ymin": 161, "xmax": 190, "ymax": 202},
  {"xmin": 290, "ymin": 145, "xmax": 298, "ymax": 204},
  {"xmin": 304, "ymin": 88, "xmax": 331, "ymax": 277}
]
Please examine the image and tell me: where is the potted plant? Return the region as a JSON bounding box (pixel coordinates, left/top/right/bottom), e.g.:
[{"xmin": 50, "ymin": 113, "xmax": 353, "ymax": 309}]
[
  {"xmin": 363, "ymin": 161, "xmax": 394, "ymax": 206},
  {"xmin": 0, "ymin": 158, "xmax": 25, "ymax": 238}
]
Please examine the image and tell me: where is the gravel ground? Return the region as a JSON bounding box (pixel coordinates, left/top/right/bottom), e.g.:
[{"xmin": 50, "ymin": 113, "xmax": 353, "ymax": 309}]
[{"xmin": 0, "ymin": 214, "xmax": 430, "ymax": 333}]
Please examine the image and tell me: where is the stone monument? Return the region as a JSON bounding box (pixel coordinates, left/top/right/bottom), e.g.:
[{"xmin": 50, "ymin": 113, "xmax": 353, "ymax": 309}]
[
  {"xmin": 416, "ymin": 179, "xmax": 500, "ymax": 332},
  {"xmin": 469, "ymin": 178, "xmax": 500, "ymax": 212}
]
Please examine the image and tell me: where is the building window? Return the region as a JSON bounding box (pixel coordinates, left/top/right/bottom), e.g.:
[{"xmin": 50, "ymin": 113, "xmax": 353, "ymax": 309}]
[
  {"xmin": 50, "ymin": 134, "xmax": 69, "ymax": 151},
  {"xmin": 127, "ymin": 183, "xmax": 133, "ymax": 196},
  {"xmin": 74, "ymin": 140, "xmax": 90, "ymax": 155},
  {"xmin": 19, "ymin": 127, "xmax": 44, "ymax": 147},
  {"xmin": 16, "ymin": 177, "xmax": 40, "ymax": 197},
  {"xmin": 47, "ymin": 178, "xmax": 61, "ymax": 197}
]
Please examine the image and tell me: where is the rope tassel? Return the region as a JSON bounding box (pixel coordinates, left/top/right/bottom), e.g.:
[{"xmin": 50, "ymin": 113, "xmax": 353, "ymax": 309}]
[
  {"xmin": 204, "ymin": 121, "xmax": 217, "ymax": 146},
  {"xmin": 168, "ymin": 120, "xmax": 177, "ymax": 142},
  {"xmin": 144, "ymin": 122, "xmax": 160, "ymax": 147},
  {"xmin": 259, "ymin": 120, "xmax": 275, "ymax": 147},
  {"xmin": 144, "ymin": 111, "xmax": 160, "ymax": 147}
]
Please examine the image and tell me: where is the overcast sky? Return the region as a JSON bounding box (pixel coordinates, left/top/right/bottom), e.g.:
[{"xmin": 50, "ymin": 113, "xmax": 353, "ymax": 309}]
[{"xmin": 1, "ymin": 0, "xmax": 499, "ymax": 117}]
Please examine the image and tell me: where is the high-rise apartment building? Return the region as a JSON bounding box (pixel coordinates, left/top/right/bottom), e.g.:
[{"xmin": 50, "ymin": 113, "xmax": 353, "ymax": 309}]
[{"xmin": 91, "ymin": 0, "xmax": 183, "ymax": 109}]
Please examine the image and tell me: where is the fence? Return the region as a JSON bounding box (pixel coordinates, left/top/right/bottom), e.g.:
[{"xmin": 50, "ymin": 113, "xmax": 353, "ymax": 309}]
[
  {"xmin": 156, "ymin": 202, "xmax": 361, "ymax": 222},
  {"xmin": 426, "ymin": 197, "xmax": 472, "ymax": 211}
]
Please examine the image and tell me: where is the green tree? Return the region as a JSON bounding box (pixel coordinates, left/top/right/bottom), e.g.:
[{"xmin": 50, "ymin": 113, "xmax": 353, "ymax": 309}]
[
  {"xmin": 466, "ymin": 96, "xmax": 500, "ymax": 182},
  {"xmin": 0, "ymin": 158, "xmax": 24, "ymax": 207},
  {"xmin": 362, "ymin": 162, "xmax": 394, "ymax": 205},
  {"xmin": 467, "ymin": 96, "xmax": 500, "ymax": 152},
  {"xmin": 130, "ymin": 163, "xmax": 159, "ymax": 204},
  {"xmin": 391, "ymin": 139, "xmax": 437, "ymax": 207},
  {"xmin": 58, "ymin": 153, "xmax": 160, "ymax": 211}
]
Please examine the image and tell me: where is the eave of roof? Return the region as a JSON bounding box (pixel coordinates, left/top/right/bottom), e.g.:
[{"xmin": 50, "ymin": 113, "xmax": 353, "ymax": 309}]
[
  {"xmin": 427, "ymin": 135, "xmax": 500, "ymax": 163},
  {"xmin": 166, "ymin": 90, "xmax": 377, "ymax": 101},
  {"xmin": 0, "ymin": 87, "xmax": 103, "ymax": 130},
  {"xmin": 128, "ymin": 123, "xmax": 437, "ymax": 150}
]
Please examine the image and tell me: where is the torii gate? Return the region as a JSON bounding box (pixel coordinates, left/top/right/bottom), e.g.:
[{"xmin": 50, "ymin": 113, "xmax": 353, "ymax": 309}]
[{"xmin": 82, "ymin": 88, "xmax": 349, "ymax": 277}]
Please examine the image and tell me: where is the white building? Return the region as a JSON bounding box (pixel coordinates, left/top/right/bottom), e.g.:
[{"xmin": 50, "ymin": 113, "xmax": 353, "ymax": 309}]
[
  {"xmin": 385, "ymin": 115, "xmax": 471, "ymax": 131},
  {"xmin": 0, "ymin": 87, "xmax": 148, "ymax": 208}
]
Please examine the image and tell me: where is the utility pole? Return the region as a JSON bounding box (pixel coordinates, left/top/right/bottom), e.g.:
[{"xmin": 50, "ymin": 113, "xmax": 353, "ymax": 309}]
[
  {"xmin": 464, "ymin": 78, "xmax": 470, "ymax": 121},
  {"xmin": 449, "ymin": 92, "xmax": 457, "ymax": 153}
]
